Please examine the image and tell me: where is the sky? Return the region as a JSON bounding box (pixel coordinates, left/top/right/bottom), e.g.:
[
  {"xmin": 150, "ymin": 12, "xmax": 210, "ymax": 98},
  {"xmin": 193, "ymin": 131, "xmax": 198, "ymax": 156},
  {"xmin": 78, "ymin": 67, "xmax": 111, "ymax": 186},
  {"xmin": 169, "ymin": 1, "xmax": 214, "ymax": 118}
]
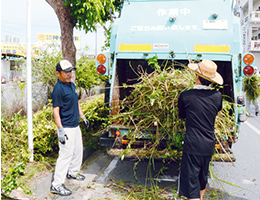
[{"xmin": 1, "ymin": 0, "xmax": 106, "ymax": 55}]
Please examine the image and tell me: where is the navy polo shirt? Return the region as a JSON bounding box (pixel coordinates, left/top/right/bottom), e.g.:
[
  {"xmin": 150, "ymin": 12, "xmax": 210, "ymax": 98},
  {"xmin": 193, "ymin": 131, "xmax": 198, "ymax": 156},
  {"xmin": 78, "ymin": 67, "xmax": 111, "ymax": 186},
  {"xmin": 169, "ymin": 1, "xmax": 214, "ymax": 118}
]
[{"xmin": 52, "ymin": 79, "xmax": 79, "ymax": 128}]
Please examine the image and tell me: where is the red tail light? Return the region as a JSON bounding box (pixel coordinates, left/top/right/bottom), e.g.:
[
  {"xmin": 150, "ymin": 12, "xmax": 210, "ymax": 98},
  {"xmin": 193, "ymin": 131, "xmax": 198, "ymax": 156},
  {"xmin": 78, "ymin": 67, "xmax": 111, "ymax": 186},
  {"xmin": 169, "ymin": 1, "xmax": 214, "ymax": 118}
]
[
  {"xmin": 97, "ymin": 65, "xmax": 106, "ymax": 75},
  {"xmin": 243, "ymin": 66, "xmax": 254, "ymax": 76}
]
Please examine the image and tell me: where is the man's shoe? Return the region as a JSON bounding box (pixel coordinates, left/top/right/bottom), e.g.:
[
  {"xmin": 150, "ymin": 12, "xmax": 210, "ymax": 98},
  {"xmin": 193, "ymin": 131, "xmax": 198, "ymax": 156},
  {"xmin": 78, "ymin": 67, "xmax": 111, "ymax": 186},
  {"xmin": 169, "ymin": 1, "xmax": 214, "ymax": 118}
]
[
  {"xmin": 67, "ymin": 173, "xmax": 85, "ymax": 181},
  {"xmin": 50, "ymin": 184, "xmax": 72, "ymax": 196},
  {"xmin": 256, "ymin": 112, "xmax": 259, "ymax": 116}
]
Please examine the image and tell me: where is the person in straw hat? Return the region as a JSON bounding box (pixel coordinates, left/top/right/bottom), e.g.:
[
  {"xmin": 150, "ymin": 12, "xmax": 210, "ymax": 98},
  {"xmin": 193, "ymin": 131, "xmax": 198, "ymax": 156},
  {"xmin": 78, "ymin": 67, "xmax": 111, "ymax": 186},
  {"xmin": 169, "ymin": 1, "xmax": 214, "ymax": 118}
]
[{"xmin": 178, "ymin": 59, "xmax": 223, "ymax": 200}]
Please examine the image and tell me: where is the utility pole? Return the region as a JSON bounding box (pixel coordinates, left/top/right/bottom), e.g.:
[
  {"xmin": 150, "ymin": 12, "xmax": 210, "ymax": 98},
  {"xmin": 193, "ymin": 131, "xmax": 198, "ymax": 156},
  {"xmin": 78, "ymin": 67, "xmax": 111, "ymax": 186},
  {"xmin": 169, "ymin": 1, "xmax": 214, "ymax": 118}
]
[
  {"xmin": 95, "ymin": 26, "xmax": 98, "ymax": 57},
  {"xmin": 27, "ymin": 0, "xmax": 33, "ymax": 162}
]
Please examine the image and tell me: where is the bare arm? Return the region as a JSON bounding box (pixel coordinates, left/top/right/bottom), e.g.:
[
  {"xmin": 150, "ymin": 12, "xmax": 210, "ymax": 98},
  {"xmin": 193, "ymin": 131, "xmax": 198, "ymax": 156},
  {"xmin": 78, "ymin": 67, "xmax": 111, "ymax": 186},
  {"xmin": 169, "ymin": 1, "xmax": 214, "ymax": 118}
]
[
  {"xmin": 78, "ymin": 101, "xmax": 84, "ymax": 116},
  {"xmin": 53, "ymin": 107, "xmax": 62, "ymax": 128}
]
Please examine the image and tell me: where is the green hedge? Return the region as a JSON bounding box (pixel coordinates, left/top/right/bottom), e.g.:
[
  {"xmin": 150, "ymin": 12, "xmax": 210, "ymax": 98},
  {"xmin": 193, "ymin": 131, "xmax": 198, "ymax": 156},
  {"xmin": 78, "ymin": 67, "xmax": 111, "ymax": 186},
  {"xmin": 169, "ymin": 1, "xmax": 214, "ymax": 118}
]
[{"xmin": 1, "ymin": 94, "xmax": 109, "ymax": 195}]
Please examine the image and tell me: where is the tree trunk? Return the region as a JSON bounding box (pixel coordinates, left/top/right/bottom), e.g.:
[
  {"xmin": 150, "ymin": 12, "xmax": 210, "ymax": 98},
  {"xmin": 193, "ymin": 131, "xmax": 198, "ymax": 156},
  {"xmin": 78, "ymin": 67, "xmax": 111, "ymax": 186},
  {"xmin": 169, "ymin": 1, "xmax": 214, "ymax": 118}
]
[{"xmin": 45, "ymin": 0, "xmax": 76, "ymax": 67}]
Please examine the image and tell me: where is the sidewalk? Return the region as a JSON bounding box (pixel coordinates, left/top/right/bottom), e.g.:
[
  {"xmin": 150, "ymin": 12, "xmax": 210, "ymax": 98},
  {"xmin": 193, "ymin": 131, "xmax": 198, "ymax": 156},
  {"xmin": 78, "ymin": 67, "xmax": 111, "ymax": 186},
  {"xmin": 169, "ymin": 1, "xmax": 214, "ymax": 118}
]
[{"xmin": 32, "ymin": 150, "xmax": 125, "ymax": 200}]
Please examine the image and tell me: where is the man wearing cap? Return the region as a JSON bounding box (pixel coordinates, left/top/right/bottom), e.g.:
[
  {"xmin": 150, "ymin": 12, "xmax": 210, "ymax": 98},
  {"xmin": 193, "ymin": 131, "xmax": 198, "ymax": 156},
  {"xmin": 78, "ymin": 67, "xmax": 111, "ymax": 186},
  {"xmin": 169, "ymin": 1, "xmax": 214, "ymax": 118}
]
[
  {"xmin": 178, "ymin": 59, "xmax": 223, "ymax": 200},
  {"xmin": 50, "ymin": 60, "xmax": 89, "ymax": 196}
]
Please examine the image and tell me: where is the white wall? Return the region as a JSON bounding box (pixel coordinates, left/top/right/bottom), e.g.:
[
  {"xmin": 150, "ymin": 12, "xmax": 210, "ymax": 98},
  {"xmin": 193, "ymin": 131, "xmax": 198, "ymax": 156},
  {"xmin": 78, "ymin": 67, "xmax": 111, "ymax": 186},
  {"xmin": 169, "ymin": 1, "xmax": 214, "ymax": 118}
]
[
  {"xmin": 1, "ymin": 60, "xmax": 11, "ymax": 81},
  {"xmin": 253, "ymin": 0, "xmax": 260, "ymax": 67},
  {"xmin": 254, "ymin": 52, "xmax": 260, "ymax": 67}
]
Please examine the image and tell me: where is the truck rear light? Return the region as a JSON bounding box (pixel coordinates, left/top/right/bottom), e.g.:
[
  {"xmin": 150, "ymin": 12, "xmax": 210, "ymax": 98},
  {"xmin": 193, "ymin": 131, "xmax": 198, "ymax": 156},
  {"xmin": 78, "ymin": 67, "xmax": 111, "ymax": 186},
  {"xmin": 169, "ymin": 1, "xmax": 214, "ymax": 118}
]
[
  {"xmin": 237, "ymin": 96, "xmax": 245, "ymax": 106},
  {"xmin": 122, "ymin": 140, "xmax": 129, "ymax": 144},
  {"xmin": 238, "ymin": 113, "xmax": 247, "ymax": 122},
  {"xmin": 242, "ymin": 53, "xmax": 255, "ymax": 77},
  {"xmin": 97, "ymin": 65, "xmax": 106, "ymax": 75},
  {"xmin": 97, "ymin": 53, "xmax": 107, "ymax": 64},
  {"xmin": 243, "ymin": 54, "xmax": 254, "ymax": 65},
  {"xmin": 243, "ymin": 65, "xmax": 254, "ymax": 76},
  {"xmin": 116, "ymin": 130, "xmax": 121, "ymax": 136}
]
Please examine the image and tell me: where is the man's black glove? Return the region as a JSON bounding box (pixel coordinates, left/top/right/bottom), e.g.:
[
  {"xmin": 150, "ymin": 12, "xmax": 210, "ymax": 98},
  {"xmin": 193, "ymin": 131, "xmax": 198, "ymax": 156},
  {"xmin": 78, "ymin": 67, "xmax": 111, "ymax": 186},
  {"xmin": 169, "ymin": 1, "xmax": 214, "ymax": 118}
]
[{"xmin": 80, "ymin": 115, "xmax": 90, "ymax": 130}]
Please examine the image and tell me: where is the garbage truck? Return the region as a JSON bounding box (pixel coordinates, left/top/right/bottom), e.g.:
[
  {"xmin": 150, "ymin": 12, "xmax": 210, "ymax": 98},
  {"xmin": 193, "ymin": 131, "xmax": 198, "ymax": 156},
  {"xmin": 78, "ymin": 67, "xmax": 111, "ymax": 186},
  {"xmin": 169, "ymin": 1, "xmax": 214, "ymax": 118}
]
[{"xmin": 95, "ymin": 0, "xmax": 256, "ymax": 153}]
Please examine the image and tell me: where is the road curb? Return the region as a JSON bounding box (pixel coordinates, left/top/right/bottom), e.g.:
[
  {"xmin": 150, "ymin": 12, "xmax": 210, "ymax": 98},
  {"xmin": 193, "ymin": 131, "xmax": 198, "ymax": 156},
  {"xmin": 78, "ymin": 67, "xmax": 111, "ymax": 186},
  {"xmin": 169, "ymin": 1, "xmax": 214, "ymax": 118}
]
[{"xmin": 82, "ymin": 146, "xmax": 96, "ymax": 162}]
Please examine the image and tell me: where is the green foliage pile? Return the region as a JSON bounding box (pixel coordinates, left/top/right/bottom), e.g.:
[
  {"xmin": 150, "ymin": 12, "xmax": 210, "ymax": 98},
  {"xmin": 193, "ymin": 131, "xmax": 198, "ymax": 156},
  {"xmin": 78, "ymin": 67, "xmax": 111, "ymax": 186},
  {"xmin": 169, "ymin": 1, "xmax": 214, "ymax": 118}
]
[
  {"xmin": 243, "ymin": 74, "xmax": 260, "ymax": 101},
  {"xmin": 1, "ymin": 162, "xmax": 27, "ymax": 196},
  {"xmin": 214, "ymin": 100, "xmax": 236, "ymax": 142},
  {"xmin": 80, "ymin": 95, "xmax": 110, "ymax": 149},
  {"xmin": 1, "ymin": 94, "xmax": 110, "ymax": 195},
  {"xmin": 112, "ymin": 57, "xmax": 237, "ymax": 161},
  {"xmin": 1, "ymin": 112, "xmax": 30, "ymax": 168}
]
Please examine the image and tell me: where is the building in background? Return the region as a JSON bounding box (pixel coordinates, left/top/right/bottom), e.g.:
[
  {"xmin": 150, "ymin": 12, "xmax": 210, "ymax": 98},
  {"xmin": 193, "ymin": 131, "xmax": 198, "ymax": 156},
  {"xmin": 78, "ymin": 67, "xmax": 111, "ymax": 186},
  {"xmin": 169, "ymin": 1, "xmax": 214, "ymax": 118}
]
[
  {"xmin": 36, "ymin": 33, "xmax": 81, "ymax": 55},
  {"xmin": 1, "ymin": 36, "xmax": 26, "ymax": 82},
  {"xmin": 238, "ymin": 0, "xmax": 260, "ymax": 67},
  {"xmin": 1, "ymin": 34, "xmax": 81, "ymax": 83}
]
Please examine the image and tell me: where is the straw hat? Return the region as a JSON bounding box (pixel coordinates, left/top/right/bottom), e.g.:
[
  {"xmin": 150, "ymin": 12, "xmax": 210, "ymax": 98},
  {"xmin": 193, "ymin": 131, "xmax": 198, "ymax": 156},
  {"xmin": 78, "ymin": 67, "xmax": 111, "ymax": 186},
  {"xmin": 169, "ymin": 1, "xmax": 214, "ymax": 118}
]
[{"xmin": 188, "ymin": 59, "xmax": 223, "ymax": 85}]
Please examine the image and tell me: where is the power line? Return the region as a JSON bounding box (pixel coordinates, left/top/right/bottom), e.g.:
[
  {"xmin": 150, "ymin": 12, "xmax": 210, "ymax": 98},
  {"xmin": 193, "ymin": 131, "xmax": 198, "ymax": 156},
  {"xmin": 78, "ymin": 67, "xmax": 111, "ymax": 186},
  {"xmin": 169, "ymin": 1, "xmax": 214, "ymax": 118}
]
[
  {"xmin": 1, "ymin": 29, "xmax": 38, "ymax": 43},
  {"xmin": 1, "ymin": 30, "xmax": 27, "ymax": 39}
]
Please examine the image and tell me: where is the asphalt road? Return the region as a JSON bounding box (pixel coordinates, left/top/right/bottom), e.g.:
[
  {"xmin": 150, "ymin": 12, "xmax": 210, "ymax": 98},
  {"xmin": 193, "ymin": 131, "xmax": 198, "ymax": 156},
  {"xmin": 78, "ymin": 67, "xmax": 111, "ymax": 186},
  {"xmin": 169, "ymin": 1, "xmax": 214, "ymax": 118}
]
[
  {"xmin": 92, "ymin": 116, "xmax": 260, "ymax": 199},
  {"xmin": 209, "ymin": 115, "xmax": 260, "ymax": 200},
  {"xmin": 38, "ymin": 113, "xmax": 260, "ymax": 200}
]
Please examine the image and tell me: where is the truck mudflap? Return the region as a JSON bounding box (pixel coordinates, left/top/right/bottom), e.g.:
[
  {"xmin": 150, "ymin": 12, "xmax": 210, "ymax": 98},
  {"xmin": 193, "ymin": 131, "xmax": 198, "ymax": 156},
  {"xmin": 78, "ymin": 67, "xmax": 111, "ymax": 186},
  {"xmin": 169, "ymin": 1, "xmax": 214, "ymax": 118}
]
[{"xmin": 100, "ymin": 131, "xmax": 115, "ymax": 147}]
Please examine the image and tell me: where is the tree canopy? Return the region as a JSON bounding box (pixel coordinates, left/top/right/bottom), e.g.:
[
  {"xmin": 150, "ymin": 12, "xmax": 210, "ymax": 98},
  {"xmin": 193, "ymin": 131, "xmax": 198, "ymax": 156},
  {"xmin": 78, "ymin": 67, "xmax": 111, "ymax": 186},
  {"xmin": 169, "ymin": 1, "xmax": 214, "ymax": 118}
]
[
  {"xmin": 63, "ymin": 0, "xmax": 119, "ymax": 33},
  {"xmin": 45, "ymin": 0, "xmax": 121, "ymax": 65}
]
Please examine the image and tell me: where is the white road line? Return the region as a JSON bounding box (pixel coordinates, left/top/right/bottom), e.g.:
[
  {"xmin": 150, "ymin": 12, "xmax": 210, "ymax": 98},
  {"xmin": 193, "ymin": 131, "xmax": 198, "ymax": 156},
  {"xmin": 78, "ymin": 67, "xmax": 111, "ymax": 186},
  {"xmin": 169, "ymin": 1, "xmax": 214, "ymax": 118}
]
[
  {"xmin": 244, "ymin": 121, "xmax": 260, "ymax": 135},
  {"xmin": 97, "ymin": 156, "xmax": 119, "ymax": 182}
]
